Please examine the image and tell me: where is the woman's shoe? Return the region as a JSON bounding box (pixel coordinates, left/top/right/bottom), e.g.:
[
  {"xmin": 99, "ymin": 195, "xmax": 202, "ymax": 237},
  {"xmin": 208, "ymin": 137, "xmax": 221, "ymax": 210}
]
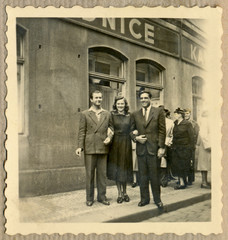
[
  {"xmin": 117, "ymin": 197, "xmax": 123, "ymax": 203},
  {"xmin": 174, "ymin": 185, "xmax": 186, "ymax": 190},
  {"xmin": 123, "ymin": 194, "xmax": 130, "ymax": 202}
]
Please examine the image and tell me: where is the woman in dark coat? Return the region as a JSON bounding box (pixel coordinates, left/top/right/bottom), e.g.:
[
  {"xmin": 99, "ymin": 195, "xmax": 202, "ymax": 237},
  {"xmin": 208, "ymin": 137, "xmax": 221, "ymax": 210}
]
[
  {"xmin": 172, "ymin": 108, "xmax": 194, "ymax": 190},
  {"xmin": 107, "ymin": 96, "xmax": 133, "ymax": 203}
]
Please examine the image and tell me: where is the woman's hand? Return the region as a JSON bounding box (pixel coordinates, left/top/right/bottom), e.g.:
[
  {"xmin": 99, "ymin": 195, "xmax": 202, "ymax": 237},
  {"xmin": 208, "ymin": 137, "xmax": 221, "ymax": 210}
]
[{"xmin": 104, "ymin": 137, "xmax": 111, "ymax": 145}]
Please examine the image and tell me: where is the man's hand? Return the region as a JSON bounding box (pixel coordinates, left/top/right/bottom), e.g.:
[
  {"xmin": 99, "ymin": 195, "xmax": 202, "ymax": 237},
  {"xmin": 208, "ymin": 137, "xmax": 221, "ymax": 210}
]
[
  {"xmin": 104, "ymin": 137, "xmax": 111, "ymax": 145},
  {"xmin": 157, "ymin": 148, "xmax": 165, "ymax": 158},
  {"xmin": 135, "ymin": 135, "xmax": 147, "ymax": 144},
  {"xmin": 75, "ymin": 148, "xmax": 82, "ymax": 157}
]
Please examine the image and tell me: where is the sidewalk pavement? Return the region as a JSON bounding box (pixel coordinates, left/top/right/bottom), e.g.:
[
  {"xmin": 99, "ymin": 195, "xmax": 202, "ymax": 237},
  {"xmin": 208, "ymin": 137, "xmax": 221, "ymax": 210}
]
[{"xmin": 19, "ymin": 172, "xmax": 211, "ymax": 223}]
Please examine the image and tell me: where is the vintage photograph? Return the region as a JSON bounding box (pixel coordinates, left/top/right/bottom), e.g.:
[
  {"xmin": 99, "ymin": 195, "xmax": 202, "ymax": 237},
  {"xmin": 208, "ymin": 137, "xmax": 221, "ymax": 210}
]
[{"xmin": 5, "ymin": 7, "xmax": 222, "ymax": 235}]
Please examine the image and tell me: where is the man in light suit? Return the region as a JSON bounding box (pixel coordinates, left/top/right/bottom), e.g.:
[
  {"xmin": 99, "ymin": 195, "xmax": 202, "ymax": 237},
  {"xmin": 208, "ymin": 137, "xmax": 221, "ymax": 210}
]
[
  {"xmin": 131, "ymin": 91, "xmax": 166, "ymax": 209},
  {"xmin": 76, "ymin": 90, "xmax": 113, "ymax": 207}
]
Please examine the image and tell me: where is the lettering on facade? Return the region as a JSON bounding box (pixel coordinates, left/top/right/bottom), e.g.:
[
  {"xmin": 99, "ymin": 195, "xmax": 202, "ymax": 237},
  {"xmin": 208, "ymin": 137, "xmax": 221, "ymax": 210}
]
[
  {"xmin": 190, "ymin": 44, "xmax": 204, "ymax": 65},
  {"xmin": 182, "ymin": 36, "xmax": 205, "ymax": 67},
  {"xmin": 75, "ymin": 18, "xmax": 204, "ymax": 67},
  {"xmin": 83, "ymin": 18, "xmax": 155, "ymax": 45}
]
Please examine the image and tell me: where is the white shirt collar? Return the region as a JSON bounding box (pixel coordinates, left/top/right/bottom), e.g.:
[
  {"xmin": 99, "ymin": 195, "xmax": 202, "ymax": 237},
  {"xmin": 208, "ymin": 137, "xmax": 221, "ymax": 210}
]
[
  {"xmin": 142, "ymin": 104, "xmax": 152, "ymax": 114},
  {"xmin": 88, "ymin": 106, "xmax": 104, "ymax": 114}
]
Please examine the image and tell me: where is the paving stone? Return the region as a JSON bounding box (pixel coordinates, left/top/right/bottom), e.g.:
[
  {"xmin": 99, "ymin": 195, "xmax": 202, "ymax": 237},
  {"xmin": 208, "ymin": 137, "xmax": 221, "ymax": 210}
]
[{"xmin": 19, "ymin": 172, "xmax": 211, "ymax": 222}]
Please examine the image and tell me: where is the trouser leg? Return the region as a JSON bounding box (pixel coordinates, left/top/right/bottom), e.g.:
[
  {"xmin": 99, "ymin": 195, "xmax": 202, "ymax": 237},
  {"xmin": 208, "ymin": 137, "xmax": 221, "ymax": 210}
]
[
  {"xmin": 188, "ymin": 150, "xmax": 195, "ymax": 183},
  {"xmin": 96, "ymin": 154, "xmax": 107, "ymax": 201},
  {"xmin": 137, "ymin": 155, "xmax": 150, "ymax": 203},
  {"xmin": 85, "ymin": 154, "xmax": 96, "ymax": 201},
  {"xmin": 147, "ymin": 154, "xmax": 161, "ymax": 204},
  {"xmin": 160, "ymin": 167, "xmax": 168, "ymax": 186}
]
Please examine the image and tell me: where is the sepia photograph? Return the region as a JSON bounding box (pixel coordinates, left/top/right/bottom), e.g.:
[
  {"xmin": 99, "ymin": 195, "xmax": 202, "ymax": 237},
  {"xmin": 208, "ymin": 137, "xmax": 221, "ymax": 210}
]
[{"xmin": 5, "ymin": 7, "xmax": 222, "ymax": 235}]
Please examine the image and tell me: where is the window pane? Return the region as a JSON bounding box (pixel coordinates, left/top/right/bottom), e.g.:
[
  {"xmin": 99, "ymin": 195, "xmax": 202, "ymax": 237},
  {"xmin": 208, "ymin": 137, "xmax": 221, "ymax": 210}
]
[
  {"xmin": 136, "ymin": 71, "xmax": 145, "ymax": 82},
  {"xmin": 17, "ymin": 26, "xmax": 26, "ymax": 58},
  {"xmin": 95, "ymin": 61, "xmax": 110, "ymax": 75},
  {"xmin": 136, "ymin": 63, "xmax": 161, "ymax": 85},
  {"xmin": 89, "ymin": 51, "xmax": 123, "ymax": 78},
  {"xmin": 192, "ymin": 77, "xmax": 202, "ymax": 95}
]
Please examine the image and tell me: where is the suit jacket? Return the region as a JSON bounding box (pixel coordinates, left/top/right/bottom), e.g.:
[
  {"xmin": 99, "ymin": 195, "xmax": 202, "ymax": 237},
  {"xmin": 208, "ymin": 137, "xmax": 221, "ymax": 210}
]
[
  {"xmin": 77, "ymin": 109, "xmax": 112, "ymax": 154},
  {"xmin": 131, "ymin": 106, "xmax": 166, "ymax": 156}
]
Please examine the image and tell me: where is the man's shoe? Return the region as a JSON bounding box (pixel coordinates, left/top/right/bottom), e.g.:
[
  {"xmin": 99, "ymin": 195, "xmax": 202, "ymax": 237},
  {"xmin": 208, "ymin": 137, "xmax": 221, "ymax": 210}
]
[
  {"xmin": 201, "ymin": 183, "xmax": 211, "ymax": 189},
  {"xmin": 155, "ymin": 201, "xmax": 164, "ymax": 209},
  {"xmin": 98, "ymin": 200, "xmax": 110, "ymax": 205},
  {"xmin": 138, "ymin": 201, "xmax": 150, "ymax": 207},
  {"xmin": 86, "ymin": 201, "xmax": 93, "ymax": 206},
  {"xmin": 174, "ymin": 185, "xmax": 186, "ymax": 190}
]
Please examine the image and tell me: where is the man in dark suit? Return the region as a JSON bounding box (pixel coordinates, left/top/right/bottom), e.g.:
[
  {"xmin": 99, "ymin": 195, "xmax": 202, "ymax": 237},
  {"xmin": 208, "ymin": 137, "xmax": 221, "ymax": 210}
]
[
  {"xmin": 76, "ymin": 90, "xmax": 113, "ymax": 207},
  {"xmin": 131, "ymin": 91, "xmax": 166, "ymax": 209},
  {"xmin": 184, "ymin": 108, "xmax": 200, "ymax": 185}
]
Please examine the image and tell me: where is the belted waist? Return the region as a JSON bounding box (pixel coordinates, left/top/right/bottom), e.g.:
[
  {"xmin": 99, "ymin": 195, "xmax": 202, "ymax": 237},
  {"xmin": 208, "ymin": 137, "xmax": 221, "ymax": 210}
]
[{"xmin": 114, "ymin": 132, "xmax": 129, "ymax": 136}]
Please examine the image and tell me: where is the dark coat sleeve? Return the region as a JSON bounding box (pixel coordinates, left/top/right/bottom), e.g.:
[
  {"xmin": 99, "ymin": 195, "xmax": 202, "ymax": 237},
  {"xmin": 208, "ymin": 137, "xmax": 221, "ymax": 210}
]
[
  {"xmin": 158, "ymin": 108, "xmax": 166, "ymax": 148},
  {"xmin": 77, "ymin": 112, "xmax": 86, "ymax": 149},
  {"xmin": 187, "ymin": 122, "xmax": 195, "ymax": 149}
]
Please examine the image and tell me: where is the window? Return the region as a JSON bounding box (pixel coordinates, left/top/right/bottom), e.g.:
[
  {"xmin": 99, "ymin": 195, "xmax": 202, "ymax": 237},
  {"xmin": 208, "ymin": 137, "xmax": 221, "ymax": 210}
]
[
  {"xmin": 17, "ymin": 25, "xmax": 26, "ymax": 134},
  {"xmin": 136, "ymin": 60, "xmax": 164, "ymax": 108},
  {"xmin": 89, "ymin": 48, "xmax": 127, "ymax": 111},
  {"xmin": 136, "ymin": 63, "xmax": 161, "ymax": 85},
  {"xmin": 192, "ymin": 76, "xmax": 203, "ymax": 121}
]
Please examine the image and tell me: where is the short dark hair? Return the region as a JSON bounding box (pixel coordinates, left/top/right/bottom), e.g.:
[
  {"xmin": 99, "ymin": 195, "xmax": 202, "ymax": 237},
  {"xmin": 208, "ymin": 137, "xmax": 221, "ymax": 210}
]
[
  {"xmin": 139, "ymin": 90, "xmax": 152, "ymax": 99},
  {"xmin": 112, "ymin": 96, "xmax": 129, "ymax": 114},
  {"xmin": 90, "ymin": 90, "xmax": 102, "ymax": 99}
]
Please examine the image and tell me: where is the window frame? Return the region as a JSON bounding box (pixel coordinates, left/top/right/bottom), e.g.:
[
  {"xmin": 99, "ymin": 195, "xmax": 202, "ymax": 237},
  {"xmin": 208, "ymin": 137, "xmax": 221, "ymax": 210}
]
[
  {"xmin": 192, "ymin": 76, "xmax": 203, "ymax": 121},
  {"xmin": 17, "ymin": 25, "xmax": 27, "ymax": 135},
  {"xmin": 136, "ymin": 59, "xmax": 164, "ymax": 90},
  {"xmin": 135, "ymin": 59, "xmax": 164, "ymax": 108}
]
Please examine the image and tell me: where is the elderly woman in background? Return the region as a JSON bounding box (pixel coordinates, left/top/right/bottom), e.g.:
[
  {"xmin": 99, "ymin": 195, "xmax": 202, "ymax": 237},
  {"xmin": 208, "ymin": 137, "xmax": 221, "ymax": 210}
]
[
  {"xmin": 172, "ymin": 108, "xmax": 194, "ymax": 190},
  {"xmin": 107, "ymin": 96, "xmax": 133, "ymax": 203},
  {"xmin": 197, "ymin": 110, "xmax": 211, "ymax": 189}
]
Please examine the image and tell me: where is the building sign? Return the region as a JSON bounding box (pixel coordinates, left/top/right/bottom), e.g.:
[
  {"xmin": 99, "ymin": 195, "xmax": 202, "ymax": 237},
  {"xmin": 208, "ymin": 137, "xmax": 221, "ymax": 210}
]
[
  {"xmin": 182, "ymin": 36, "xmax": 205, "ymax": 67},
  {"xmin": 72, "ymin": 18, "xmax": 180, "ymax": 56}
]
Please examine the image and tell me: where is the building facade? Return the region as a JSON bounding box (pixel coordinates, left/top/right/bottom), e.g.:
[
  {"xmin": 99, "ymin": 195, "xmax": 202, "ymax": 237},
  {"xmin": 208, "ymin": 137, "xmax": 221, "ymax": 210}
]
[{"xmin": 17, "ymin": 18, "xmax": 206, "ymax": 197}]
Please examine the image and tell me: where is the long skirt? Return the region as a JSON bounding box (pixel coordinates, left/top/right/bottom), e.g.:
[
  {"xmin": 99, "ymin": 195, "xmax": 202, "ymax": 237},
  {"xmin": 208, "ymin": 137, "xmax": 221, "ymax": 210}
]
[{"xmin": 172, "ymin": 146, "xmax": 192, "ymax": 179}]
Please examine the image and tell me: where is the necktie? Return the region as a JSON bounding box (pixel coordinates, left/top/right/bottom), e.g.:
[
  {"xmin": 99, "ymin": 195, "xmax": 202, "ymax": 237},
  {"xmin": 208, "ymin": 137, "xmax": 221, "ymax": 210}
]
[{"xmin": 144, "ymin": 107, "xmax": 147, "ymax": 121}]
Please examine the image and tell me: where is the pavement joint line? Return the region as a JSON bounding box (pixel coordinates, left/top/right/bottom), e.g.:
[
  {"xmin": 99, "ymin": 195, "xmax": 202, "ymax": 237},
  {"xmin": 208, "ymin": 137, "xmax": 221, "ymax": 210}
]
[{"xmin": 105, "ymin": 192, "xmax": 211, "ymax": 223}]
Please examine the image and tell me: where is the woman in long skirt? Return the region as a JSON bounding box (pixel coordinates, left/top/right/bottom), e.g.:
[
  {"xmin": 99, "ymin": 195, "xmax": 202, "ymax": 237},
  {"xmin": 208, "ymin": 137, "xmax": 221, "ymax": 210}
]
[
  {"xmin": 172, "ymin": 108, "xmax": 194, "ymax": 190},
  {"xmin": 107, "ymin": 96, "xmax": 133, "ymax": 203}
]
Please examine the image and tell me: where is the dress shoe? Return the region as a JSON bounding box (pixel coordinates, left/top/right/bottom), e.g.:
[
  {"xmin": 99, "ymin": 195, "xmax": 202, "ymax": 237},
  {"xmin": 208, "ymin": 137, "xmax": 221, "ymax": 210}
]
[
  {"xmin": 86, "ymin": 201, "xmax": 93, "ymax": 206},
  {"xmin": 201, "ymin": 183, "xmax": 211, "ymax": 189},
  {"xmin": 98, "ymin": 199, "xmax": 110, "ymax": 205},
  {"xmin": 155, "ymin": 201, "xmax": 164, "ymax": 209},
  {"xmin": 117, "ymin": 197, "xmax": 123, "ymax": 204},
  {"xmin": 138, "ymin": 201, "xmax": 150, "ymax": 207},
  {"xmin": 123, "ymin": 194, "xmax": 130, "ymax": 202},
  {"xmin": 132, "ymin": 182, "xmax": 137, "ymax": 188},
  {"xmin": 174, "ymin": 185, "xmax": 186, "ymax": 190}
]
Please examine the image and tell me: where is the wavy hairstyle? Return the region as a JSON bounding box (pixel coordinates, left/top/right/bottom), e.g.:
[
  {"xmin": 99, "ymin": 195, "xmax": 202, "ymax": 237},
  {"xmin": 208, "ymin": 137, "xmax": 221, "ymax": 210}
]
[{"xmin": 112, "ymin": 96, "xmax": 129, "ymax": 114}]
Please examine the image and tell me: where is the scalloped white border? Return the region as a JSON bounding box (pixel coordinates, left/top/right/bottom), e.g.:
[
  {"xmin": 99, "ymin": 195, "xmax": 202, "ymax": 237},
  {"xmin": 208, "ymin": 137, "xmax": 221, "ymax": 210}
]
[{"xmin": 5, "ymin": 6, "xmax": 223, "ymax": 235}]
